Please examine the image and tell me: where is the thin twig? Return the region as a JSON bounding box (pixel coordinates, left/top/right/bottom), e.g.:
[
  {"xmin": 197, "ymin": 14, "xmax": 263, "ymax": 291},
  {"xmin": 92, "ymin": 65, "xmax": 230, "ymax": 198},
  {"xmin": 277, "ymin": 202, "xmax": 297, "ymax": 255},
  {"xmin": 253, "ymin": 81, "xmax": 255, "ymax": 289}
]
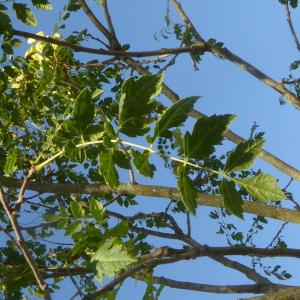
[
  {"xmin": 158, "ymin": 53, "xmax": 179, "ymax": 74},
  {"xmin": 186, "ymin": 212, "xmax": 191, "ymax": 236},
  {"xmin": 283, "ymin": 178, "xmax": 293, "ymax": 191},
  {"xmin": 265, "ymin": 222, "xmax": 288, "ymax": 249},
  {"xmin": 285, "ymin": 2, "xmax": 300, "ymax": 52},
  {"xmin": 0, "ymin": 187, "xmax": 51, "ymax": 299}
]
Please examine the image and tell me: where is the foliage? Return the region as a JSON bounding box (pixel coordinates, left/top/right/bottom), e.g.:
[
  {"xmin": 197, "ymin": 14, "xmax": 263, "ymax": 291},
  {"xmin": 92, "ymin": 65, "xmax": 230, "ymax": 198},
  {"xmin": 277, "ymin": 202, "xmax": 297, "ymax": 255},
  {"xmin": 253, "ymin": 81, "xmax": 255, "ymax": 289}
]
[{"xmin": 0, "ymin": 1, "xmax": 297, "ymax": 299}]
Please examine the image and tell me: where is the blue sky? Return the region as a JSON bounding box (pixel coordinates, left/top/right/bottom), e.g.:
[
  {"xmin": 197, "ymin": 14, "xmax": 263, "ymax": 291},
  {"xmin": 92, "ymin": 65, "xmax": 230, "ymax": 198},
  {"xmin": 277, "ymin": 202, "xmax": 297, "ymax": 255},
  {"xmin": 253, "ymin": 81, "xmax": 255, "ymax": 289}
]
[{"xmin": 6, "ymin": 1, "xmax": 300, "ymax": 299}]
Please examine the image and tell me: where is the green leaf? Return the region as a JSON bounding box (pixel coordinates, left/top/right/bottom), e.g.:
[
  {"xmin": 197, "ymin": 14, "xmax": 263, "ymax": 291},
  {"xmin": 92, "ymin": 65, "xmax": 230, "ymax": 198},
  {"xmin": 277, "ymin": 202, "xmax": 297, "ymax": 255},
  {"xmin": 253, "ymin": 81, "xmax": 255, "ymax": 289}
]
[
  {"xmin": 0, "ymin": 11, "xmax": 12, "ymax": 34},
  {"xmin": 130, "ymin": 149, "xmax": 156, "ymax": 178},
  {"xmin": 185, "ymin": 114, "xmax": 236, "ymax": 160},
  {"xmin": 104, "ymin": 121, "xmax": 117, "ymax": 138},
  {"xmin": 65, "ymin": 221, "xmax": 82, "ymax": 236},
  {"xmin": 91, "ymin": 88, "xmax": 103, "ymax": 99},
  {"xmin": 10, "ymin": 39, "xmax": 22, "ymax": 48},
  {"xmin": 113, "ymin": 150, "xmax": 130, "ymax": 169},
  {"xmin": 4, "ymin": 148, "xmax": 20, "ymax": 176},
  {"xmin": 70, "ymin": 200, "xmax": 85, "ymax": 218},
  {"xmin": 177, "ymin": 165, "xmax": 197, "ymax": 214},
  {"xmin": 56, "ymin": 218, "xmax": 68, "ymax": 230},
  {"xmin": 152, "ymin": 96, "xmax": 199, "ymax": 142},
  {"xmin": 43, "ymin": 214, "xmax": 65, "ymax": 222},
  {"xmin": 91, "ymin": 239, "xmax": 136, "ymax": 282},
  {"xmin": 89, "ymin": 199, "xmax": 106, "ymax": 222},
  {"xmin": 99, "ymin": 151, "xmax": 119, "ymax": 189},
  {"xmin": 60, "ymin": 206, "xmax": 69, "ymax": 217},
  {"xmin": 13, "ymin": 3, "xmax": 37, "ymax": 26},
  {"xmin": 31, "ymin": 0, "xmax": 53, "ymax": 10},
  {"xmin": 72, "ymin": 87, "xmax": 95, "ymax": 131},
  {"xmin": 110, "ymin": 221, "xmax": 129, "ymax": 237},
  {"xmin": 118, "ymin": 74, "xmax": 163, "ymax": 137},
  {"xmin": 219, "ymin": 179, "xmax": 243, "ymax": 219},
  {"xmin": 236, "ymin": 174, "xmax": 285, "ymax": 202},
  {"xmin": 225, "ymin": 138, "xmax": 264, "ymax": 172}
]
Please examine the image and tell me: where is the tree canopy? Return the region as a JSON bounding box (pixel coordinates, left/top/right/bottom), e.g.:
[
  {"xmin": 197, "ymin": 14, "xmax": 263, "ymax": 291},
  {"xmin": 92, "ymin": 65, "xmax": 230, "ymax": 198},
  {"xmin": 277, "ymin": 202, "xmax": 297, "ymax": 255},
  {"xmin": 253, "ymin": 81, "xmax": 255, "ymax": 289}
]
[{"xmin": 1, "ymin": 1, "xmax": 300, "ymax": 299}]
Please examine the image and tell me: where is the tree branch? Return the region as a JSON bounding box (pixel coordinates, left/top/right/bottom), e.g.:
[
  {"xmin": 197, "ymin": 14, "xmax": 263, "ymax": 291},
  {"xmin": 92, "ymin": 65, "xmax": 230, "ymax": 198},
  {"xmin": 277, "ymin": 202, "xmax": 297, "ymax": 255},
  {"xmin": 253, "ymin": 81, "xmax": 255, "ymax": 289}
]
[
  {"xmin": 170, "ymin": 0, "xmax": 300, "ymax": 110},
  {"xmin": 14, "ymin": 166, "xmax": 35, "ymax": 212},
  {"xmin": 0, "ymin": 188, "xmax": 51, "ymax": 300},
  {"xmin": 122, "ymin": 55, "xmax": 300, "ymax": 183},
  {"xmin": 83, "ymin": 242, "xmax": 300, "ymax": 298},
  {"xmin": 1, "ymin": 176, "xmax": 300, "ymax": 224},
  {"xmin": 102, "ymin": 0, "xmax": 117, "ymax": 41},
  {"xmin": 150, "ymin": 276, "xmax": 297, "ymax": 295},
  {"xmin": 12, "ymin": 29, "xmax": 206, "ymax": 58},
  {"xmin": 108, "ymin": 210, "xmax": 273, "ymax": 285},
  {"xmin": 212, "ymin": 256, "xmax": 271, "ymax": 285},
  {"xmin": 240, "ymin": 288, "xmax": 300, "ymax": 300},
  {"xmin": 285, "ymin": 2, "xmax": 300, "ymax": 52},
  {"xmin": 78, "ymin": 0, "xmax": 112, "ymax": 42},
  {"xmin": 83, "ymin": 246, "xmax": 182, "ymax": 299}
]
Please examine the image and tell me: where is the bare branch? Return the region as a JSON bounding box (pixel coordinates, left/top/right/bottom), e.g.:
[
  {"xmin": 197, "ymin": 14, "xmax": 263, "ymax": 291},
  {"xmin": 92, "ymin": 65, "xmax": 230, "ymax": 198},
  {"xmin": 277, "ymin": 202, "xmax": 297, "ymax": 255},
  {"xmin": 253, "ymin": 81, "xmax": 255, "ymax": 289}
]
[
  {"xmin": 107, "ymin": 210, "xmax": 274, "ymax": 285},
  {"xmin": 240, "ymin": 288, "xmax": 300, "ymax": 300},
  {"xmin": 285, "ymin": 2, "xmax": 300, "ymax": 52},
  {"xmin": 14, "ymin": 166, "xmax": 36, "ymax": 212},
  {"xmin": 0, "ymin": 188, "xmax": 51, "ymax": 300},
  {"xmin": 212, "ymin": 256, "xmax": 271, "ymax": 285},
  {"xmin": 170, "ymin": 0, "xmax": 300, "ymax": 110},
  {"xmin": 78, "ymin": 0, "xmax": 112, "ymax": 42},
  {"xmin": 1, "ymin": 176, "xmax": 300, "ymax": 224},
  {"xmin": 102, "ymin": 0, "xmax": 117, "ymax": 39},
  {"xmin": 150, "ymin": 276, "xmax": 296, "ymax": 295},
  {"xmin": 83, "ymin": 246, "xmax": 181, "ymax": 299},
  {"xmin": 12, "ymin": 29, "xmax": 206, "ymax": 58},
  {"xmin": 265, "ymin": 222, "xmax": 288, "ymax": 249}
]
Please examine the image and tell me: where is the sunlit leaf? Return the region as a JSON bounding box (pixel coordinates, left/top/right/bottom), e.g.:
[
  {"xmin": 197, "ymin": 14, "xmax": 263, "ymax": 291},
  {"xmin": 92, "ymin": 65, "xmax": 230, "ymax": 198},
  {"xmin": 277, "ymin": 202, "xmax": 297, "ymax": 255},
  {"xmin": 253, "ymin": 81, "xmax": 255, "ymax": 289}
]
[
  {"xmin": 91, "ymin": 239, "xmax": 136, "ymax": 282},
  {"xmin": 13, "ymin": 3, "xmax": 37, "ymax": 26},
  {"xmin": 89, "ymin": 199, "xmax": 106, "ymax": 222},
  {"xmin": 236, "ymin": 174, "xmax": 285, "ymax": 202},
  {"xmin": 70, "ymin": 200, "xmax": 85, "ymax": 218},
  {"xmin": 31, "ymin": 0, "xmax": 53, "ymax": 10},
  {"xmin": 4, "ymin": 148, "xmax": 20, "ymax": 176}
]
